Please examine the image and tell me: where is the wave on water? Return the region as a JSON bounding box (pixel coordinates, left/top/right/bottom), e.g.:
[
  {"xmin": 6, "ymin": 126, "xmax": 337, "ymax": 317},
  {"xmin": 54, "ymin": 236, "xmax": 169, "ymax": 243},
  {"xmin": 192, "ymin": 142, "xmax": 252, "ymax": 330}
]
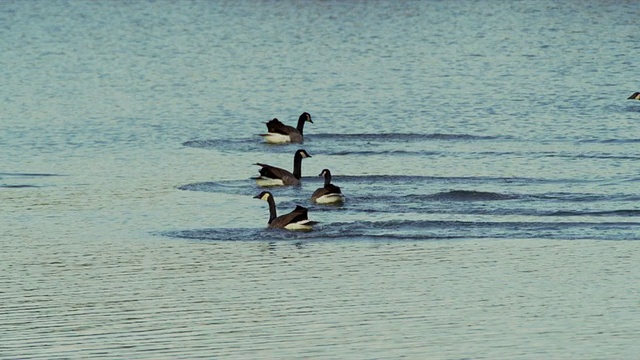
[
  {"xmin": 0, "ymin": 172, "xmax": 61, "ymax": 189},
  {"xmin": 540, "ymin": 152, "xmax": 640, "ymax": 161},
  {"xmin": 162, "ymin": 217, "xmax": 640, "ymax": 242},
  {"xmin": 177, "ymin": 179, "xmax": 308, "ymax": 198},
  {"xmin": 182, "ymin": 138, "xmax": 268, "ymax": 152},
  {"xmin": 178, "ymin": 180, "xmax": 258, "ymax": 196},
  {"xmin": 330, "ymin": 149, "xmax": 440, "ymax": 156},
  {"xmin": 546, "ymin": 209, "xmax": 640, "ymax": 217},
  {"xmin": 0, "ymin": 172, "xmax": 61, "ymax": 177},
  {"xmin": 177, "ymin": 177, "xmax": 613, "ymax": 203},
  {"xmin": 623, "ymin": 105, "xmax": 640, "ymax": 113},
  {"xmin": 177, "ymin": 176, "xmax": 542, "ymax": 198},
  {"xmin": 311, "ymin": 133, "xmax": 501, "ymax": 142},
  {"xmin": 578, "ymin": 138, "xmax": 640, "ymax": 144},
  {"xmin": 182, "ymin": 133, "xmax": 501, "ymax": 153},
  {"xmin": 530, "ymin": 192, "xmax": 640, "ymax": 202},
  {"xmin": 419, "ymin": 190, "xmax": 519, "ymax": 201}
]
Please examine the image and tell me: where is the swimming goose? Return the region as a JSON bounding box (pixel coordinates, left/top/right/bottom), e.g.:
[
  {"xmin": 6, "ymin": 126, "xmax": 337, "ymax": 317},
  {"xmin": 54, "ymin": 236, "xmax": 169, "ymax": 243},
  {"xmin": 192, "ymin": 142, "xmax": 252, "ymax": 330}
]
[
  {"xmin": 255, "ymin": 149, "xmax": 312, "ymax": 186},
  {"xmin": 260, "ymin": 112, "xmax": 313, "ymax": 144},
  {"xmin": 254, "ymin": 191, "xmax": 315, "ymax": 230},
  {"xmin": 311, "ymin": 168, "xmax": 345, "ymax": 204},
  {"xmin": 628, "ymin": 92, "xmax": 640, "ymax": 100}
]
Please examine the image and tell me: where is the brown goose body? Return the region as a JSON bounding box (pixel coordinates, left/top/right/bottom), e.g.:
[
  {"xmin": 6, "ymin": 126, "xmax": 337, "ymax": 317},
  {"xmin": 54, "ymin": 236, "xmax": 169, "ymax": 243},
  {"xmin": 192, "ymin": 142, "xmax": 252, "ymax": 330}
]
[
  {"xmin": 260, "ymin": 113, "xmax": 313, "ymax": 144},
  {"xmin": 255, "ymin": 149, "xmax": 311, "ymax": 186},
  {"xmin": 311, "ymin": 169, "xmax": 345, "ymax": 204}
]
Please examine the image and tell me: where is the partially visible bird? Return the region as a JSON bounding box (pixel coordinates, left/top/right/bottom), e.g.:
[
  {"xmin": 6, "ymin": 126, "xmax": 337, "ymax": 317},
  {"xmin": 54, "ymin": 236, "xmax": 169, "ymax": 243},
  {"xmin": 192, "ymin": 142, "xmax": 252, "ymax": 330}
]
[
  {"xmin": 255, "ymin": 149, "xmax": 312, "ymax": 186},
  {"xmin": 254, "ymin": 191, "xmax": 315, "ymax": 230},
  {"xmin": 628, "ymin": 92, "xmax": 640, "ymax": 100},
  {"xmin": 311, "ymin": 168, "xmax": 345, "ymax": 204},
  {"xmin": 260, "ymin": 112, "xmax": 313, "ymax": 144}
]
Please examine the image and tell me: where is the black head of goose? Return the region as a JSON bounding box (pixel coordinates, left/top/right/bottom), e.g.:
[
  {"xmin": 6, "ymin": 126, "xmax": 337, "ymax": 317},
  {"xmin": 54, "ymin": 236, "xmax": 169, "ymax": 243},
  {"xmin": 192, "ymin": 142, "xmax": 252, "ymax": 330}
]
[
  {"xmin": 253, "ymin": 191, "xmax": 315, "ymax": 230},
  {"xmin": 260, "ymin": 112, "xmax": 313, "ymax": 144},
  {"xmin": 311, "ymin": 168, "xmax": 345, "ymax": 204},
  {"xmin": 255, "ymin": 149, "xmax": 312, "ymax": 186},
  {"xmin": 628, "ymin": 92, "xmax": 640, "ymax": 100}
]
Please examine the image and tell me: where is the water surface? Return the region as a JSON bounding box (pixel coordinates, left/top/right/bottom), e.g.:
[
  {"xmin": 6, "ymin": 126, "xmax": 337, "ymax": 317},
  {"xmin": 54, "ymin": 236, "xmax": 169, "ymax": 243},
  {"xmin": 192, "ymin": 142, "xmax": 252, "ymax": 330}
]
[{"xmin": 1, "ymin": 1, "xmax": 639, "ymax": 358}]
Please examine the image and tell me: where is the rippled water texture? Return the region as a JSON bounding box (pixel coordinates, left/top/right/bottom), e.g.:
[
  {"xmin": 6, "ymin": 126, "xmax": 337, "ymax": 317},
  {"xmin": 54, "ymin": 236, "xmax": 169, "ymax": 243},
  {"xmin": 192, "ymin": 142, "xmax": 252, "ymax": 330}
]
[{"xmin": 1, "ymin": 1, "xmax": 640, "ymax": 358}]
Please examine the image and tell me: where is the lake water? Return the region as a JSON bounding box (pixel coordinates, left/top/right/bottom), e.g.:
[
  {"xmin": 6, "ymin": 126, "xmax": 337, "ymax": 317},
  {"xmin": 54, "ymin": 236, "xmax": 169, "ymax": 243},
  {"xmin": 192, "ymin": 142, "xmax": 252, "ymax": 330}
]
[{"xmin": 1, "ymin": 0, "xmax": 639, "ymax": 358}]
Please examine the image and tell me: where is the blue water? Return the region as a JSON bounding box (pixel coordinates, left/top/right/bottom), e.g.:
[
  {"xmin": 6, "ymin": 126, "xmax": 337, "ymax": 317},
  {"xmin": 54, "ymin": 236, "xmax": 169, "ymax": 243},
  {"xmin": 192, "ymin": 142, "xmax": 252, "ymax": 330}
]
[{"xmin": 1, "ymin": 1, "xmax": 640, "ymax": 358}]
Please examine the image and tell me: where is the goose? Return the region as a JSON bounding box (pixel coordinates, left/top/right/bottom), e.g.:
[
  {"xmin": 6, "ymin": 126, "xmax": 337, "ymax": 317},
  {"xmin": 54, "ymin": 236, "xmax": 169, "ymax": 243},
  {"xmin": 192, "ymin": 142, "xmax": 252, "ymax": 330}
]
[
  {"xmin": 255, "ymin": 149, "xmax": 311, "ymax": 186},
  {"xmin": 260, "ymin": 112, "xmax": 313, "ymax": 144},
  {"xmin": 628, "ymin": 92, "xmax": 640, "ymax": 100},
  {"xmin": 254, "ymin": 191, "xmax": 315, "ymax": 230},
  {"xmin": 311, "ymin": 168, "xmax": 345, "ymax": 204}
]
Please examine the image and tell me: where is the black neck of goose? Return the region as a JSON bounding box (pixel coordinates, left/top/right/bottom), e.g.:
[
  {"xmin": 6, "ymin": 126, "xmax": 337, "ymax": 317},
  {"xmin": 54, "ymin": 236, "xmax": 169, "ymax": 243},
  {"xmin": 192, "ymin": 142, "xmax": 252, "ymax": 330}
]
[
  {"xmin": 293, "ymin": 153, "xmax": 304, "ymax": 179},
  {"xmin": 266, "ymin": 196, "xmax": 277, "ymax": 224},
  {"xmin": 323, "ymin": 172, "xmax": 332, "ymax": 187},
  {"xmin": 296, "ymin": 115, "xmax": 306, "ymax": 135}
]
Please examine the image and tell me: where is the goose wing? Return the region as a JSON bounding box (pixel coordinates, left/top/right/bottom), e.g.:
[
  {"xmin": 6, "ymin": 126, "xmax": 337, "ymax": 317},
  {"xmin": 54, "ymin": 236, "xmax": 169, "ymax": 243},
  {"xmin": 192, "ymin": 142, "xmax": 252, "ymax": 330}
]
[
  {"xmin": 266, "ymin": 119, "xmax": 299, "ymax": 136},
  {"xmin": 311, "ymin": 187, "xmax": 330, "ymax": 200},
  {"xmin": 324, "ymin": 184, "xmax": 342, "ymax": 194},
  {"xmin": 271, "ymin": 205, "xmax": 309, "ymax": 228},
  {"xmin": 255, "ymin": 163, "xmax": 299, "ymax": 185}
]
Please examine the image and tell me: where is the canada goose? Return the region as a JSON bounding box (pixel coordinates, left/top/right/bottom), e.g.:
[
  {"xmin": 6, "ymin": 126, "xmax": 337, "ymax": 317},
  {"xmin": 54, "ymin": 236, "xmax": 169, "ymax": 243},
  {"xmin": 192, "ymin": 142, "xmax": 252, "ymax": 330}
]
[
  {"xmin": 311, "ymin": 169, "xmax": 345, "ymax": 204},
  {"xmin": 254, "ymin": 191, "xmax": 315, "ymax": 230},
  {"xmin": 628, "ymin": 92, "xmax": 640, "ymax": 100},
  {"xmin": 260, "ymin": 112, "xmax": 313, "ymax": 144},
  {"xmin": 255, "ymin": 149, "xmax": 311, "ymax": 186}
]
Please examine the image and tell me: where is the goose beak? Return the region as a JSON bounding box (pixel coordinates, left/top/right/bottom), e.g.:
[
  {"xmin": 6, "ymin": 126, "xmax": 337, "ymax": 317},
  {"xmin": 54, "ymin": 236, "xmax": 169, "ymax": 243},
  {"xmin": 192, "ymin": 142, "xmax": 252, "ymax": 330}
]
[{"xmin": 253, "ymin": 194, "xmax": 260, "ymax": 199}]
